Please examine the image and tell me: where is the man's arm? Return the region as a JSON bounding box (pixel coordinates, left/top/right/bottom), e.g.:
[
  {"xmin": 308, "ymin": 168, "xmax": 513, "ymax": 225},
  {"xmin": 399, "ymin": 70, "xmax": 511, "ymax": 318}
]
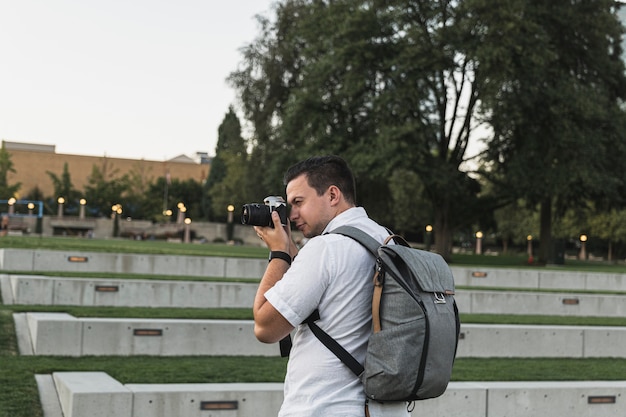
[
  {"xmin": 253, "ymin": 211, "xmax": 297, "ymax": 344},
  {"xmin": 253, "ymin": 258, "xmax": 294, "ymax": 343}
]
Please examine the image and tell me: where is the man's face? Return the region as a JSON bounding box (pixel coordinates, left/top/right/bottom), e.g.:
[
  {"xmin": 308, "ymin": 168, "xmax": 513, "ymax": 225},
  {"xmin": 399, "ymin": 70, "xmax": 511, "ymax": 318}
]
[{"xmin": 286, "ymin": 174, "xmax": 333, "ymax": 238}]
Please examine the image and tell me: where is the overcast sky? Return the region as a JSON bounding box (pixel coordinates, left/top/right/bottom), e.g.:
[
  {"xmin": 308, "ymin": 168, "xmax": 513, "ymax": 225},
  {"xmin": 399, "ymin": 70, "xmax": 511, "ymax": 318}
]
[{"xmin": 0, "ymin": 0, "xmax": 274, "ymax": 161}]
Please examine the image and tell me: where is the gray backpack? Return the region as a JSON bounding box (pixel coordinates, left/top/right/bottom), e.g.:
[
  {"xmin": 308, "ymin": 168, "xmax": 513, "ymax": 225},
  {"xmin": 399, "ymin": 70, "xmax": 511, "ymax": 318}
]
[{"xmin": 303, "ymin": 226, "xmax": 460, "ymax": 402}]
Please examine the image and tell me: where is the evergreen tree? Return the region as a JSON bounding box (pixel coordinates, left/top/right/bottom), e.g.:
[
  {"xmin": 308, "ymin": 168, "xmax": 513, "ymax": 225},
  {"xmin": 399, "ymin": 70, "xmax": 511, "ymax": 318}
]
[
  {"xmin": 0, "ymin": 143, "xmax": 21, "ymax": 200},
  {"xmin": 203, "ymin": 106, "xmax": 248, "ymax": 221}
]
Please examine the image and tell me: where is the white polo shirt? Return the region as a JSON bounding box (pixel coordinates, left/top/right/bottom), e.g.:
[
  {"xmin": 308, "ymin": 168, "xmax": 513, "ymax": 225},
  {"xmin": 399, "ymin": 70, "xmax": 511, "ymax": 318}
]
[{"xmin": 264, "ymin": 207, "xmax": 391, "ymax": 417}]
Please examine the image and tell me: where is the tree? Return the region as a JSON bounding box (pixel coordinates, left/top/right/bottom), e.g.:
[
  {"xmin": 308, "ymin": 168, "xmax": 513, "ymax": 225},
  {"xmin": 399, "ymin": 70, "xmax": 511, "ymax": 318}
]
[
  {"xmin": 83, "ymin": 160, "xmax": 129, "ymax": 217},
  {"xmin": 47, "ymin": 163, "xmax": 81, "ymax": 213},
  {"xmin": 208, "ymin": 153, "xmax": 248, "ymax": 222},
  {"xmin": 123, "ymin": 162, "xmax": 154, "ymax": 220},
  {"xmin": 230, "ymin": 0, "xmax": 490, "ymax": 260},
  {"xmin": 493, "ymin": 200, "xmax": 539, "ymax": 254},
  {"xmin": 588, "ymin": 208, "xmax": 626, "ymax": 262},
  {"xmin": 468, "ymin": 0, "xmax": 626, "ymax": 263},
  {"xmin": 203, "ymin": 106, "xmax": 249, "ymax": 221},
  {"xmin": 0, "ymin": 143, "xmax": 21, "ymax": 199}
]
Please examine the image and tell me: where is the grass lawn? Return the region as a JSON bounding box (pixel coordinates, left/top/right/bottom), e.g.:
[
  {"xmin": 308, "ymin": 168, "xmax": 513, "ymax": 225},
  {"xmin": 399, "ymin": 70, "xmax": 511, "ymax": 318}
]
[{"xmin": 1, "ymin": 235, "xmax": 626, "ymax": 417}]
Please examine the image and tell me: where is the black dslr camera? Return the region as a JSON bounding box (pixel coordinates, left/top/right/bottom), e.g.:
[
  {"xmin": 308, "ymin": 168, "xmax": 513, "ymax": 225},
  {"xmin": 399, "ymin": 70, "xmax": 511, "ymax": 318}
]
[{"xmin": 241, "ymin": 196, "xmax": 288, "ymax": 228}]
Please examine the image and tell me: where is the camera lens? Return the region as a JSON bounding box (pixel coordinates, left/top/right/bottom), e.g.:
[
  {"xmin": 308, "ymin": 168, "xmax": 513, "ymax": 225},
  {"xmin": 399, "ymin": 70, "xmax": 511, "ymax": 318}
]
[{"xmin": 241, "ymin": 203, "xmax": 272, "ymax": 227}]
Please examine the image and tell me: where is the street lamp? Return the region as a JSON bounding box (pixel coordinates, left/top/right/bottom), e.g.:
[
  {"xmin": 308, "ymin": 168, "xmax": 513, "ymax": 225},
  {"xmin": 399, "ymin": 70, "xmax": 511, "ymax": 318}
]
[
  {"xmin": 8, "ymin": 197, "xmax": 16, "ymax": 215},
  {"xmin": 79, "ymin": 198, "xmax": 87, "ymax": 219},
  {"xmin": 111, "ymin": 204, "xmax": 122, "ymax": 237},
  {"xmin": 425, "ymin": 224, "xmax": 433, "ymax": 251},
  {"xmin": 227, "ymin": 204, "xmax": 235, "ymax": 242},
  {"xmin": 57, "ymin": 197, "xmax": 65, "ymax": 218},
  {"xmin": 579, "ymin": 234, "xmax": 588, "ymax": 260},
  {"xmin": 475, "ymin": 231, "xmax": 483, "ymax": 255},
  {"xmin": 177, "ymin": 202, "xmax": 186, "ymax": 224},
  {"xmin": 183, "ymin": 217, "xmax": 192, "ymax": 243},
  {"xmin": 27, "ymin": 202, "xmax": 35, "ymax": 216}
]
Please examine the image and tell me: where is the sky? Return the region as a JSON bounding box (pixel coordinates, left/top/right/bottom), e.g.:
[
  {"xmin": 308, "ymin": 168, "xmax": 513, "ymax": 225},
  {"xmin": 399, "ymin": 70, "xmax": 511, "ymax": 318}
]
[{"xmin": 0, "ymin": 0, "xmax": 275, "ymax": 162}]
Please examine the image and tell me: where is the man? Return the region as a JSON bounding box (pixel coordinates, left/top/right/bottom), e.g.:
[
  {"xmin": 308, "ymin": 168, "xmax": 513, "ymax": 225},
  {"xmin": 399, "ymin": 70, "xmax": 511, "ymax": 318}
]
[{"xmin": 254, "ymin": 155, "xmax": 409, "ymax": 416}]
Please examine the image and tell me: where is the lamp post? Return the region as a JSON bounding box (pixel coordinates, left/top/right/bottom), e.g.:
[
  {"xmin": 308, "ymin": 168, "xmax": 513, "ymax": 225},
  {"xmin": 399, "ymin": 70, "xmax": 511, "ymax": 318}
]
[
  {"xmin": 579, "ymin": 234, "xmax": 588, "ymax": 260},
  {"xmin": 475, "ymin": 231, "xmax": 483, "ymax": 255},
  {"xmin": 176, "ymin": 202, "xmax": 186, "ymax": 224},
  {"xmin": 79, "ymin": 199, "xmax": 87, "ymax": 219},
  {"xmin": 111, "ymin": 204, "xmax": 122, "ymax": 237},
  {"xmin": 8, "ymin": 197, "xmax": 16, "ymax": 215},
  {"xmin": 527, "ymin": 235, "xmax": 533, "ymax": 264},
  {"xmin": 183, "ymin": 217, "xmax": 192, "ymax": 243},
  {"xmin": 57, "ymin": 197, "xmax": 65, "ymax": 218},
  {"xmin": 27, "ymin": 202, "xmax": 35, "ymax": 216},
  {"xmin": 227, "ymin": 204, "xmax": 235, "ymax": 242},
  {"xmin": 425, "ymin": 224, "xmax": 433, "ymax": 251}
]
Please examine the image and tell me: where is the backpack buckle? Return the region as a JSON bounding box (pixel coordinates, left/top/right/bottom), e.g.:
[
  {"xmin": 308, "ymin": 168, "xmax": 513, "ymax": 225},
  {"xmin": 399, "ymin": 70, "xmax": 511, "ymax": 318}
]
[{"xmin": 434, "ymin": 293, "xmax": 446, "ymax": 304}]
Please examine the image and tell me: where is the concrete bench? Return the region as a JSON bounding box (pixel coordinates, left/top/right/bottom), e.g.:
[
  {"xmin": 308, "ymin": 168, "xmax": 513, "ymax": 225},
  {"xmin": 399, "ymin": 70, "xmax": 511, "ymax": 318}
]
[
  {"xmin": 4, "ymin": 275, "xmax": 626, "ymax": 319},
  {"xmin": 17, "ymin": 313, "xmax": 626, "ymax": 358},
  {"xmin": 457, "ymin": 323, "xmax": 626, "ymax": 358},
  {"xmin": 1, "ymin": 274, "xmax": 257, "ymax": 308},
  {"xmin": 3, "ymin": 248, "xmax": 626, "ymax": 292},
  {"xmin": 0, "ymin": 248, "xmax": 267, "ymax": 278},
  {"xmin": 19, "ymin": 313, "xmax": 277, "ymax": 357},
  {"xmin": 41, "ymin": 372, "xmax": 626, "ymax": 417},
  {"xmin": 53, "ymin": 372, "xmax": 132, "ymax": 417},
  {"xmin": 454, "ymin": 290, "xmax": 626, "ymax": 317},
  {"xmin": 450, "ymin": 265, "xmax": 626, "ymax": 292}
]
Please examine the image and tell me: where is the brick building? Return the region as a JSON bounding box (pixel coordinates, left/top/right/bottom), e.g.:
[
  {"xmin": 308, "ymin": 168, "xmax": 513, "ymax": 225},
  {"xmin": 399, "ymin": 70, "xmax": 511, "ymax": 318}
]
[{"xmin": 2, "ymin": 140, "xmax": 210, "ymax": 199}]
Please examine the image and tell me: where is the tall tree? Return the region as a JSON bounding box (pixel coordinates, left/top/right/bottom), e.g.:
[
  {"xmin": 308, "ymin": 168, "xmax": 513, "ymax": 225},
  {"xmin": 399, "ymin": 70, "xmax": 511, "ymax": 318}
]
[
  {"xmin": 468, "ymin": 0, "xmax": 626, "ymax": 263},
  {"xmin": 203, "ymin": 106, "xmax": 249, "ymax": 221},
  {"xmin": 229, "ymin": 0, "xmax": 489, "ymax": 260}
]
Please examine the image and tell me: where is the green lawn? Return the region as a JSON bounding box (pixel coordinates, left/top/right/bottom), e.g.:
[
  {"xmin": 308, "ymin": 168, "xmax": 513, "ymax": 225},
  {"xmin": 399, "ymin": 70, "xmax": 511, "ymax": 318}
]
[{"xmin": 1, "ymin": 236, "xmax": 626, "ymax": 417}]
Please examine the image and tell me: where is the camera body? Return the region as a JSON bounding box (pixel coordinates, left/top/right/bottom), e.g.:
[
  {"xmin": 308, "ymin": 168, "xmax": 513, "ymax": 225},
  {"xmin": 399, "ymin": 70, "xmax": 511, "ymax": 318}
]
[{"xmin": 241, "ymin": 196, "xmax": 288, "ymax": 228}]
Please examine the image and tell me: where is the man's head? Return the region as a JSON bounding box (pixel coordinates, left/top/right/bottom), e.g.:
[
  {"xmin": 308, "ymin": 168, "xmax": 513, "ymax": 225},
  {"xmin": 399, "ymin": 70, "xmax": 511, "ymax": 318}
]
[{"xmin": 284, "ymin": 155, "xmax": 356, "ymax": 238}]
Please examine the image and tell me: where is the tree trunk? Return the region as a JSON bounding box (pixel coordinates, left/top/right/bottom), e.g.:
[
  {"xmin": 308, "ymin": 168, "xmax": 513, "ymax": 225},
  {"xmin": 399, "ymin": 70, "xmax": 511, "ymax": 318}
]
[
  {"xmin": 433, "ymin": 204, "xmax": 453, "ymax": 263},
  {"xmin": 538, "ymin": 198, "xmax": 553, "ymax": 264}
]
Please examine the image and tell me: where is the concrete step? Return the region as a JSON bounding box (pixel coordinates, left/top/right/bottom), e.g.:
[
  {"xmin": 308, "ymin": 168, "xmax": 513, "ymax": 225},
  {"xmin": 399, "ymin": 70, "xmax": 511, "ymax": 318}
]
[
  {"xmin": 42, "ymin": 372, "xmax": 626, "ymax": 417},
  {"xmin": 3, "ymin": 248, "xmax": 626, "ymax": 292},
  {"xmin": 1, "ymin": 274, "xmax": 257, "ymax": 308},
  {"xmin": 4, "ymin": 274, "xmax": 626, "ymax": 318},
  {"xmin": 15, "ymin": 313, "xmax": 626, "ymax": 358}
]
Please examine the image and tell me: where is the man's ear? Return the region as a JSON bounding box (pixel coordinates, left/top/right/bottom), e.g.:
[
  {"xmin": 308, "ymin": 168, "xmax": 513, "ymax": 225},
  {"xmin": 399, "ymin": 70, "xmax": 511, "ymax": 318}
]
[{"xmin": 328, "ymin": 185, "xmax": 341, "ymax": 206}]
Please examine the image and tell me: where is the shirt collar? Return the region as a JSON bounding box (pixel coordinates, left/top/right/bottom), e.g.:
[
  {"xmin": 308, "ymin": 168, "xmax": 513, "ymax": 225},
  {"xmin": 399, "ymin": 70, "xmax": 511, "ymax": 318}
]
[{"xmin": 322, "ymin": 206, "xmax": 367, "ymax": 234}]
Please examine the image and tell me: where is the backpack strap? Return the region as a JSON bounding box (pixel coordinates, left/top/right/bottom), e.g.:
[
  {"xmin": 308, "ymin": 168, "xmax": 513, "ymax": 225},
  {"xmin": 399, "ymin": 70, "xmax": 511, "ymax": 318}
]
[
  {"xmin": 330, "ymin": 225, "xmax": 390, "ymax": 333},
  {"xmin": 330, "ymin": 225, "xmax": 382, "ymax": 256},
  {"xmin": 279, "ymin": 226, "xmax": 382, "ymax": 362},
  {"xmin": 303, "ymin": 310, "xmax": 364, "ymax": 377},
  {"xmin": 298, "ymin": 226, "xmax": 388, "ymax": 375}
]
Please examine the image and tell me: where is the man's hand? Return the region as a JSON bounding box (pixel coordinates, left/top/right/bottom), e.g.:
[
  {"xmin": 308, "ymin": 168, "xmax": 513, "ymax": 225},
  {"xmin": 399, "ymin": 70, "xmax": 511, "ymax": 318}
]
[{"xmin": 254, "ymin": 211, "xmax": 298, "ymax": 258}]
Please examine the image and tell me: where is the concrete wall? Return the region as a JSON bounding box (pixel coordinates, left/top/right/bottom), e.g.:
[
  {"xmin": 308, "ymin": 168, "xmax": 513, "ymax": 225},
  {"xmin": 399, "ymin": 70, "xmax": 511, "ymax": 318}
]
[
  {"xmin": 0, "ymin": 249, "xmax": 268, "ymax": 278},
  {"xmin": 16, "ymin": 312, "xmax": 626, "ymax": 358},
  {"xmin": 46, "ymin": 372, "xmax": 626, "ymax": 417},
  {"xmin": 1, "ymin": 275, "xmax": 258, "ymax": 307},
  {"xmin": 3, "ymin": 248, "xmax": 625, "ymax": 291},
  {"xmin": 4, "ymin": 275, "xmax": 626, "ymax": 318},
  {"xmin": 454, "ymin": 290, "xmax": 626, "ymax": 317},
  {"xmin": 450, "ymin": 266, "xmax": 626, "ymax": 292},
  {"xmin": 19, "ymin": 313, "xmax": 278, "ymax": 357}
]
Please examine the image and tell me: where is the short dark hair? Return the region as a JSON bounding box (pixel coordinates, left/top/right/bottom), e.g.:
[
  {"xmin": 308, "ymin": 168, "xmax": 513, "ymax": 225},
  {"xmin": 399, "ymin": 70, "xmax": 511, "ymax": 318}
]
[{"xmin": 284, "ymin": 155, "xmax": 356, "ymax": 205}]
